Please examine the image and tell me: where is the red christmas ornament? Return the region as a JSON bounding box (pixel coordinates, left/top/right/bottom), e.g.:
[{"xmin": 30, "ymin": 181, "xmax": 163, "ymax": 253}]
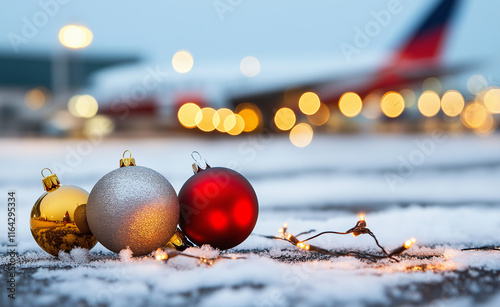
[{"xmin": 178, "ymin": 152, "xmax": 259, "ymax": 250}]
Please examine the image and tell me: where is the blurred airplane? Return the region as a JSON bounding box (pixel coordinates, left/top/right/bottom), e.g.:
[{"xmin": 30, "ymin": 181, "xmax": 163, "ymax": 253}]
[{"xmin": 86, "ymin": 0, "xmax": 472, "ymax": 128}]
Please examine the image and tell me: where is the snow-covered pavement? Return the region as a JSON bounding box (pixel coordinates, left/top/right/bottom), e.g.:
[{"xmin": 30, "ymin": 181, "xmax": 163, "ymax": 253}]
[{"xmin": 1, "ymin": 133, "xmax": 500, "ymax": 306}]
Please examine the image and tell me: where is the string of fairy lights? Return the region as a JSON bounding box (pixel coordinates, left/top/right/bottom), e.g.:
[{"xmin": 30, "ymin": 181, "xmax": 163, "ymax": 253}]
[
  {"xmin": 154, "ymin": 249, "xmax": 246, "ymax": 266},
  {"xmin": 258, "ymin": 214, "xmax": 415, "ymax": 263},
  {"xmin": 154, "ymin": 213, "xmax": 418, "ymax": 265},
  {"xmin": 152, "ymin": 212, "xmax": 499, "ymax": 267}
]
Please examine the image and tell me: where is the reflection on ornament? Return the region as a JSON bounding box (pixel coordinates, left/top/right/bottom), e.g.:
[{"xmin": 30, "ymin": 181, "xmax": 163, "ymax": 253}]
[
  {"xmin": 30, "ymin": 168, "xmax": 97, "ymax": 256},
  {"xmin": 164, "ymin": 228, "xmax": 194, "ymax": 251}
]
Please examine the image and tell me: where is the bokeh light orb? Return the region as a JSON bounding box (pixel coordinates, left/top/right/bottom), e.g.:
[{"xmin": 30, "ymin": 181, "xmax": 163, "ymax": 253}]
[
  {"xmin": 467, "ymin": 75, "xmax": 488, "ymax": 95},
  {"xmin": 214, "ymin": 108, "xmax": 235, "ymax": 132},
  {"xmin": 25, "ymin": 87, "xmax": 47, "ymax": 110},
  {"xmin": 68, "ymin": 95, "xmax": 98, "ymax": 118},
  {"xmin": 172, "ymin": 50, "xmax": 194, "ymax": 73},
  {"xmin": 289, "ymin": 123, "xmax": 313, "ymax": 148},
  {"xmin": 195, "ymin": 107, "xmax": 218, "ymax": 132},
  {"xmin": 339, "ymin": 92, "xmax": 362, "ymax": 117},
  {"xmin": 461, "ymin": 103, "xmax": 488, "ymax": 129},
  {"xmin": 238, "ymin": 108, "xmax": 260, "ymax": 132},
  {"xmin": 298, "ymin": 92, "xmax": 321, "ymax": 115},
  {"xmin": 441, "ymin": 90, "xmax": 464, "ymax": 117},
  {"xmin": 83, "ymin": 115, "xmax": 115, "ymax": 136},
  {"xmin": 178, "ymin": 103, "xmax": 201, "ymax": 128},
  {"xmin": 240, "ymin": 56, "xmax": 261, "ymax": 77},
  {"xmin": 59, "ymin": 25, "xmax": 93, "ymax": 49},
  {"xmin": 418, "ymin": 91, "xmax": 440, "ymax": 117},
  {"xmin": 227, "ymin": 114, "xmax": 245, "ymax": 136},
  {"xmin": 381, "ymin": 91, "xmax": 405, "ymax": 118},
  {"xmin": 484, "ymin": 87, "xmax": 500, "ymax": 114},
  {"xmin": 274, "ymin": 107, "xmax": 296, "ymax": 131}
]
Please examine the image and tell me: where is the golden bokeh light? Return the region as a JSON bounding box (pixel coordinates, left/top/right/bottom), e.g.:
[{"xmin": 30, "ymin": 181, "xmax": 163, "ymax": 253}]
[
  {"xmin": 223, "ymin": 113, "xmax": 237, "ymax": 132},
  {"xmin": 240, "ymin": 56, "xmax": 261, "ymax": 77},
  {"xmin": 24, "ymin": 87, "xmax": 47, "ymax": 110},
  {"xmin": 238, "ymin": 108, "xmax": 260, "ymax": 132},
  {"xmin": 339, "ymin": 92, "xmax": 362, "ymax": 117},
  {"xmin": 484, "ymin": 87, "xmax": 500, "ymax": 114},
  {"xmin": 422, "ymin": 77, "xmax": 442, "ymax": 93},
  {"xmin": 227, "ymin": 114, "xmax": 245, "ymax": 135},
  {"xmin": 214, "ymin": 108, "xmax": 235, "ymax": 132},
  {"xmin": 172, "ymin": 50, "xmax": 194, "ymax": 73},
  {"xmin": 289, "ymin": 123, "xmax": 314, "ymax": 148},
  {"xmin": 83, "ymin": 115, "xmax": 115, "ymax": 136},
  {"xmin": 401, "ymin": 89, "xmax": 416, "ymax": 108},
  {"xmin": 307, "ymin": 103, "xmax": 330, "ymax": 126},
  {"xmin": 177, "ymin": 102, "xmax": 201, "ymax": 128},
  {"xmin": 68, "ymin": 95, "xmax": 98, "ymax": 118},
  {"xmin": 441, "ymin": 90, "xmax": 464, "ymax": 117},
  {"xmin": 59, "ymin": 25, "xmax": 93, "ymax": 49},
  {"xmin": 195, "ymin": 107, "xmax": 218, "ymax": 132},
  {"xmin": 380, "ymin": 91, "xmax": 405, "ymax": 118},
  {"xmin": 418, "ymin": 91, "xmax": 441, "ymax": 117},
  {"xmin": 298, "ymin": 92, "xmax": 321, "ymax": 115},
  {"xmin": 467, "ymin": 75, "xmax": 488, "ymax": 95},
  {"xmin": 361, "ymin": 93, "xmax": 382, "ymax": 119},
  {"xmin": 274, "ymin": 107, "xmax": 296, "ymax": 131},
  {"xmin": 461, "ymin": 103, "xmax": 488, "ymax": 129}
]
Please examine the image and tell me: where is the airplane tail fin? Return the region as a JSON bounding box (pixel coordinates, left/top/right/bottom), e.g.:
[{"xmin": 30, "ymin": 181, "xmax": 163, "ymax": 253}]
[{"xmin": 395, "ymin": 0, "xmax": 460, "ymax": 63}]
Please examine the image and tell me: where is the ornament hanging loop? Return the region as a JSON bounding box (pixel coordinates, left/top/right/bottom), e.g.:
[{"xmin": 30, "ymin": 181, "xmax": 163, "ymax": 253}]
[
  {"xmin": 120, "ymin": 150, "xmax": 136, "ymax": 167},
  {"xmin": 40, "ymin": 168, "xmax": 60, "ymax": 192},
  {"xmin": 41, "ymin": 168, "xmax": 53, "ymax": 178},
  {"xmin": 191, "ymin": 151, "xmax": 210, "ymax": 173}
]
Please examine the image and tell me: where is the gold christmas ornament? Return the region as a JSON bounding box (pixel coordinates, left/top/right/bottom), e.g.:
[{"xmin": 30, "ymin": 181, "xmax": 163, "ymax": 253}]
[
  {"xmin": 30, "ymin": 168, "xmax": 97, "ymax": 257},
  {"xmin": 86, "ymin": 151, "xmax": 180, "ymax": 256}
]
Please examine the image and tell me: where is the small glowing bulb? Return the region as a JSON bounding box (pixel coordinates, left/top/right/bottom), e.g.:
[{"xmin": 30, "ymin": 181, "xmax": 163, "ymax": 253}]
[
  {"xmin": 404, "ymin": 238, "xmax": 416, "ymax": 249},
  {"xmin": 287, "ymin": 233, "xmax": 292, "ymax": 240},
  {"xmin": 278, "ymin": 228, "xmax": 284, "ymax": 233},
  {"xmin": 359, "ymin": 214, "xmax": 365, "ymax": 221},
  {"xmin": 305, "ymin": 245, "xmax": 310, "ymax": 251},
  {"xmin": 156, "ymin": 255, "xmax": 162, "ymax": 261},
  {"xmin": 283, "ymin": 223, "xmax": 288, "ymax": 228}
]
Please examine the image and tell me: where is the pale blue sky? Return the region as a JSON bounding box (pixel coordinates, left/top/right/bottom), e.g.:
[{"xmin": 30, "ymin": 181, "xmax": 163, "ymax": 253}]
[
  {"xmin": 1, "ymin": 1, "xmax": 497, "ymax": 59},
  {"xmin": 1, "ymin": 0, "xmax": 499, "ymax": 87}
]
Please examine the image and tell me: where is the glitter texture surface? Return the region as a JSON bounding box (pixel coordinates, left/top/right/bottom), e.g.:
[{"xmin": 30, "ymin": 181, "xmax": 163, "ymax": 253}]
[{"xmin": 87, "ymin": 166, "xmax": 179, "ymax": 256}]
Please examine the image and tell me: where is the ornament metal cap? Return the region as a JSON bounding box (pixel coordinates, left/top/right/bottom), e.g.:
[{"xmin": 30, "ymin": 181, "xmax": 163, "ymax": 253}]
[
  {"xmin": 191, "ymin": 151, "xmax": 210, "ymax": 173},
  {"xmin": 120, "ymin": 150, "xmax": 136, "ymax": 167},
  {"xmin": 41, "ymin": 168, "xmax": 60, "ymax": 192}
]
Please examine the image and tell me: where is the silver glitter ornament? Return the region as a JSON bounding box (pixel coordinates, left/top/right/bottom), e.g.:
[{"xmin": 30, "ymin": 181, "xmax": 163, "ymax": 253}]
[{"xmin": 87, "ymin": 151, "xmax": 179, "ymax": 256}]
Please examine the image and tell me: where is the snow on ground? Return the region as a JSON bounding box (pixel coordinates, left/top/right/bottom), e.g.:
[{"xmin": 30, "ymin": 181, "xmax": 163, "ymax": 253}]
[{"xmin": 1, "ymin": 133, "xmax": 500, "ymax": 306}]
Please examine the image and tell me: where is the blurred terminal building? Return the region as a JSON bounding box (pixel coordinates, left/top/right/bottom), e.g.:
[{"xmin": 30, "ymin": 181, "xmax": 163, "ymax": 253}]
[
  {"xmin": 1, "ymin": 1, "xmax": 500, "ymax": 143},
  {"xmin": 0, "ymin": 51, "xmax": 138, "ymax": 135}
]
